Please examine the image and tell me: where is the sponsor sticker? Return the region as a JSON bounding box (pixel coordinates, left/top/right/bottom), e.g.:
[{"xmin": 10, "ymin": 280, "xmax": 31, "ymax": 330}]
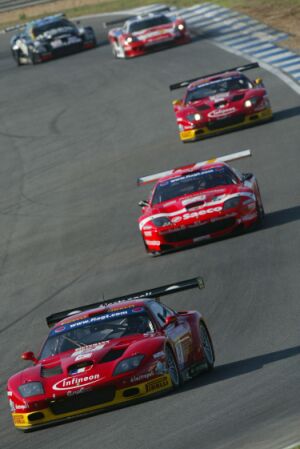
[
  {"xmin": 208, "ymin": 107, "xmax": 236, "ymax": 119},
  {"xmin": 13, "ymin": 415, "xmax": 25, "ymax": 424},
  {"xmin": 74, "ymin": 353, "xmax": 92, "ymax": 361},
  {"xmin": 67, "ymin": 387, "xmax": 91, "ymax": 397},
  {"xmin": 54, "ymin": 326, "xmax": 66, "ymax": 334},
  {"xmin": 15, "ymin": 404, "xmax": 27, "ymax": 410},
  {"xmin": 52, "ymin": 374, "xmax": 101, "ymax": 391},
  {"xmin": 72, "ymin": 342, "xmax": 108, "ymax": 356},
  {"xmin": 145, "ymin": 377, "xmax": 169, "ymax": 392},
  {"xmin": 130, "ymin": 372, "xmax": 154, "ymax": 383}
]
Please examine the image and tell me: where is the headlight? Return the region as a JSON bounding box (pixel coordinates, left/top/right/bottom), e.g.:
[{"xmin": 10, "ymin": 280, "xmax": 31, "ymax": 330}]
[
  {"xmin": 113, "ymin": 355, "xmax": 144, "ymax": 376},
  {"xmin": 186, "ymin": 113, "xmax": 202, "ymax": 122},
  {"xmin": 244, "ymin": 97, "xmax": 260, "ymax": 108},
  {"xmin": 223, "ymin": 197, "xmax": 240, "ymax": 210},
  {"xmin": 125, "ymin": 36, "xmax": 137, "ymax": 45},
  {"xmin": 33, "ymin": 41, "xmax": 46, "ymax": 52},
  {"xmin": 177, "ymin": 23, "xmax": 185, "ymax": 31},
  {"xmin": 151, "ymin": 217, "xmax": 171, "ymax": 227},
  {"xmin": 18, "ymin": 382, "xmax": 44, "ymax": 398}
]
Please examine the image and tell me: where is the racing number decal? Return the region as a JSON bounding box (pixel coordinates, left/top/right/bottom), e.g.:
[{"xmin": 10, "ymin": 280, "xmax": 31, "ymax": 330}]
[{"xmin": 167, "ymin": 322, "xmax": 193, "ymax": 368}]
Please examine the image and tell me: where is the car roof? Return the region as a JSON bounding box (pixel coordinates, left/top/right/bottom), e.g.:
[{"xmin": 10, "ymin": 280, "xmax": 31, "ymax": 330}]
[
  {"xmin": 126, "ymin": 13, "xmax": 167, "ymax": 26},
  {"xmin": 54, "ymin": 299, "xmax": 151, "ymax": 328},
  {"xmin": 187, "ymin": 71, "xmax": 244, "ymax": 91}
]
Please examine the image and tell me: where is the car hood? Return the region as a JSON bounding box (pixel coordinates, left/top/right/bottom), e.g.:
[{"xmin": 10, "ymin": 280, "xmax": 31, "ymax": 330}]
[
  {"xmin": 178, "ymin": 88, "xmax": 266, "ymax": 118},
  {"xmin": 132, "ymin": 24, "xmax": 175, "ymax": 40},
  {"xmin": 8, "ymin": 334, "xmax": 164, "ymax": 393},
  {"xmin": 140, "ymin": 185, "xmax": 255, "ymax": 228}
]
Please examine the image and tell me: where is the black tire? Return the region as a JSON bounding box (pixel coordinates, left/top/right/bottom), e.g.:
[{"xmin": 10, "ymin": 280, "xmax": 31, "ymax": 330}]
[
  {"xmin": 12, "ymin": 50, "xmax": 23, "ymax": 66},
  {"xmin": 257, "ymin": 199, "xmax": 265, "ymax": 224},
  {"xmin": 199, "ymin": 322, "xmax": 215, "ymax": 371},
  {"xmin": 29, "ymin": 51, "xmax": 39, "ymax": 65},
  {"xmin": 165, "ymin": 345, "xmax": 182, "ymax": 388},
  {"xmin": 111, "ymin": 41, "xmax": 119, "ymax": 58}
]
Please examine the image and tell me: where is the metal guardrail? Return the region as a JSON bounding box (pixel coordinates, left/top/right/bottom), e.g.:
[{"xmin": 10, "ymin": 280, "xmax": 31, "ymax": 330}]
[{"xmin": 0, "ymin": 0, "xmax": 54, "ymax": 13}]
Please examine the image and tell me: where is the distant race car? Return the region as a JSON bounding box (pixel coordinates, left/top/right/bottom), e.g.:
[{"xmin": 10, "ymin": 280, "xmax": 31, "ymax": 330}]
[
  {"xmin": 170, "ymin": 63, "xmax": 273, "ymax": 142},
  {"xmin": 106, "ymin": 12, "xmax": 190, "ymax": 58},
  {"xmin": 138, "ymin": 150, "xmax": 264, "ymax": 255},
  {"xmin": 8, "ymin": 14, "xmax": 96, "ymax": 65},
  {"xmin": 7, "ymin": 277, "xmax": 214, "ymax": 431}
]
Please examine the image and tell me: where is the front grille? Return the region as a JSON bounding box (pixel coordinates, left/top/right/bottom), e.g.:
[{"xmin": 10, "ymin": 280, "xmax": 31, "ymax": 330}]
[
  {"xmin": 207, "ymin": 114, "xmax": 245, "ymax": 130},
  {"xmin": 49, "ymin": 386, "xmax": 115, "ymax": 415},
  {"xmin": 162, "ymin": 218, "xmax": 236, "ymax": 243},
  {"xmin": 50, "ymin": 42, "xmax": 83, "ymax": 56}
]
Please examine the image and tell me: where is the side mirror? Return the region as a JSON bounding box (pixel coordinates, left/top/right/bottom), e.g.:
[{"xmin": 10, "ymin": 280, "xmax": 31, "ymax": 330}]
[
  {"xmin": 254, "ymin": 78, "xmax": 264, "ymax": 87},
  {"xmin": 242, "ymin": 172, "xmax": 253, "ymax": 182},
  {"xmin": 164, "ymin": 315, "xmax": 177, "ymax": 326},
  {"xmin": 21, "ymin": 351, "xmax": 38, "ymax": 364},
  {"xmin": 172, "ymin": 99, "xmax": 182, "ymax": 106},
  {"xmin": 138, "ymin": 200, "xmax": 149, "ymax": 208}
]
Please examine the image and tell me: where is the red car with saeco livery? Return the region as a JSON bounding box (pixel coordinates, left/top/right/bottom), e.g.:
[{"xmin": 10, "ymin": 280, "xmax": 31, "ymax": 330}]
[{"xmin": 138, "ymin": 150, "xmax": 264, "ymax": 255}]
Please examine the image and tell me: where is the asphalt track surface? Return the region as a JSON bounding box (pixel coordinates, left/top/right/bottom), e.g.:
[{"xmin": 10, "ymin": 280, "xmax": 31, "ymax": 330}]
[{"xmin": 0, "ymin": 16, "xmax": 299, "ymax": 449}]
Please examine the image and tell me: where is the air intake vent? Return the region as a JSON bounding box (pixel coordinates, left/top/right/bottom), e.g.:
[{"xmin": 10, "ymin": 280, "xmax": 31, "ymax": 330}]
[
  {"xmin": 41, "ymin": 365, "xmax": 63, "ymax": 378},
  {"xmin": 196, "ymin": 104, "xmax": 210, "ymax": 111},
  {"xmin": 101, "ymin": 348, "xmax": 125, "ymax": 363},
  {"xmin": 185, "ymin": 201, "xmax": 204, "ymax": 210},
  {"xmin": 232, "ymin": 94, "xmax": 245, "ymax": 101}
]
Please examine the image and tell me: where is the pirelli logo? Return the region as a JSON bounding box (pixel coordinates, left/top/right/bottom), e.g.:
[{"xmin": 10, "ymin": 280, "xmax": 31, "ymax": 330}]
[
  {"xmin": 146, "ymin": 377, "xmax": 169, "ymax": 393},
  {"xmin": 13, "ymin": 414, "xmax": 25, "ymax": 424}
]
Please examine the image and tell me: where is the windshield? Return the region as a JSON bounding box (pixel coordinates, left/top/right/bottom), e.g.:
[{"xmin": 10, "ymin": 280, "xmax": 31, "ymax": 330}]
[
  {"xmin": 40, "ymin": 308, "xmax": 154, "ymax": 359},
  {"xmin": 128, "ymin": 16, "xmax": 171, "ymax": 32},
  {"xmin": 32, "ymin": 19, "xmax": 75, "ymax": 37},
  {"xmin": 185, "ymin": 75, "xmax": 252, "ymax": 103},
  {"xmin": 152, "ymin": 167, "xmax": 237, "ymax": 204}
]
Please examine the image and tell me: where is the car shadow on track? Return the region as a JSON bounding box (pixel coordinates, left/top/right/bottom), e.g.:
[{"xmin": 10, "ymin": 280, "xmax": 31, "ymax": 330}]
[
  {"xmin": 152, "ymin": 205, "xmax": 300, "ymax": 258},
  {"xmin": 181, "ymin": 345, "xmax": 300, "ymax": 392},
  {"xmin": 263, "ymin": 205, "xmax": 300, "ymax": 230},
  {"xmin": 272, "ymin": 105, "xmax": 300, "ymax": 122},
  {"xmin": 18, "ymin": 345, "xmax": 299, "ymax": 432}
]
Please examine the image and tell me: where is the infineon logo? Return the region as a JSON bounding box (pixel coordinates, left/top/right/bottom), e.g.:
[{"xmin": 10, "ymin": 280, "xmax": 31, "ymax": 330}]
[{"xmin": 52, "ymin": 374, "xmax": 101, "ymax": 391}]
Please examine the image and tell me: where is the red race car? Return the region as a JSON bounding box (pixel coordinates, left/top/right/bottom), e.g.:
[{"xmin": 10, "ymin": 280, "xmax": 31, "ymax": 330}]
[
  {"xmin": 170, "ymin": 63, "xmax": 273, "ymax": 142},
  {"xmin": 7, "ymin": 277, "xmax": 214, "ymax": 431},
  {"xmin": 138, "ymin": 150, "xmax": 264, "ymax": 255},
  {"xmin": 106, "ymin": 12, "xmax": 190, "ymax": 58}
]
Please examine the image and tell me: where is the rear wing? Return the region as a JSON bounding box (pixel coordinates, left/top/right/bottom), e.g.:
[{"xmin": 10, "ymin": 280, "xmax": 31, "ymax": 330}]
[
  {"xmin": 46, "ymin": 276, "xmax": 205, "ymax": 328},
  {"xmin": 104, "ymin": 7, "xmax": 172, "ymax": 28},
  {"xmin": 103, "ymin": 16, "xmax": 136, "ymax": 28},
  {"xmin": 137, "ymin": 149, "xmax": 251, "ymax": 186},
  {"xmin": 169, "ymin": 63, "xmax": 260, "ymax": 91}
]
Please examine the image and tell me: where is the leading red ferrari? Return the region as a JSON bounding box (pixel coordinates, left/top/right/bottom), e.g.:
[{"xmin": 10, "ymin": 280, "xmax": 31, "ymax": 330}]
[
  {"xmin": 138, "ymin": 150, "xmax": 264, "ymax": 255},
  {"xmin": 7, "ymin": 277, "xmax": 214, "ymax": 430},
  {"xmin": 170, "ymin": 63, "xmax": 272, "ymax": 142}
]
